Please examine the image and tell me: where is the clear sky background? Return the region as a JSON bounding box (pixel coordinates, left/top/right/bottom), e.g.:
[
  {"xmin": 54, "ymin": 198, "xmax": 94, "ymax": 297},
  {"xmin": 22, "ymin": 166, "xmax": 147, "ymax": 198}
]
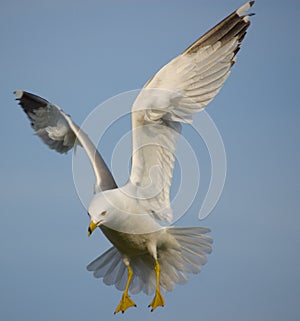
[{"xmin": 1, "ymin": 1, "xmax": 299, "ymax": 320}]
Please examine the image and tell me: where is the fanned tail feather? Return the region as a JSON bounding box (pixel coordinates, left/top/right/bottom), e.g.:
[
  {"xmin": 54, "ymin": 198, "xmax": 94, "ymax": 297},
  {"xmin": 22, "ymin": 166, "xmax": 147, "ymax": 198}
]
[
  {"xmin": 87, "ymin": 227, "xmax": 212, "ymax": 295},
  {"xmin": 158, "ymin": 227, "xmax": 212, "ymax": 292}
]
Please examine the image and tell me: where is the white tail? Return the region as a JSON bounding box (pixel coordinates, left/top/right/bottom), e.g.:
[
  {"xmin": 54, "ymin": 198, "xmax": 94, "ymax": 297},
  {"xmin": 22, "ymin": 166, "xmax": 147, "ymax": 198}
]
[{"xmin": 87, "ymin": 227, "xmax": 212, "ymax": 295}]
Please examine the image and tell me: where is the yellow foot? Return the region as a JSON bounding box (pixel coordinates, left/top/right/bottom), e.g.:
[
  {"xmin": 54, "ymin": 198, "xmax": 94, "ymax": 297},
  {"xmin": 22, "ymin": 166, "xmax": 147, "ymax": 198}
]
[
  {"xmin": 114, "ymin": 292, "xmax": 137, "ymax": 314},
  {"xmin": 148, "ymin": 290, "xmax": 165, "ymax": 312}
]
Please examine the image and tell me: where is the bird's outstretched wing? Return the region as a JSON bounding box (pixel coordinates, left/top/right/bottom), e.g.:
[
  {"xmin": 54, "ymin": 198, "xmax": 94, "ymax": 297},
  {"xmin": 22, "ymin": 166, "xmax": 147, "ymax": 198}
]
[
  {"xmin": 129, "ymin": 1, "xmax": 254, "ymax": 221},
  {"xmin": 15, "ymin": 90, "xmax": 117, "ymax": 193}
]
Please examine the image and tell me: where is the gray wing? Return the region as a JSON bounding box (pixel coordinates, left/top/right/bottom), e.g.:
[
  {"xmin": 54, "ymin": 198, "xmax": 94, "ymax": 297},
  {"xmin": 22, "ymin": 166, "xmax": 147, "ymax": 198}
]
[{"xmin": 15, "ymin": 90, "xmax": 117, "ymax": 193}]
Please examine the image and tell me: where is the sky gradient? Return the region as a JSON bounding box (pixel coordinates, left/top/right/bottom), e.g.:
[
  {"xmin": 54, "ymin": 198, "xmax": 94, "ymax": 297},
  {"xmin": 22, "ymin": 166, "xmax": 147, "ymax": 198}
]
[{"xmin": 1, "ymin": 1, "xmax": 299, "ymax": 320}]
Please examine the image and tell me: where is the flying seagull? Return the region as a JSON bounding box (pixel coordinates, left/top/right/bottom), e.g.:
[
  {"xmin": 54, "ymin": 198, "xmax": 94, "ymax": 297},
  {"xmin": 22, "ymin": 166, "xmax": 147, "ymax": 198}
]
[{"xmin": 15, "ymin": 1, "xmax": 254, "ymax": 314}]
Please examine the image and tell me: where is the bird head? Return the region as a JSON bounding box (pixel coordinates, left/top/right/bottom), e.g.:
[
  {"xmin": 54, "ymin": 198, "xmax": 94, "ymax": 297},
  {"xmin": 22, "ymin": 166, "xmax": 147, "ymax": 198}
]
[
  {"xmin": 87, "ymin": 193, "xmax": 111, "ymax": 236},
  {"xmin": 87, "ymin": 211, "xmax": 107, "ymax": 236}
]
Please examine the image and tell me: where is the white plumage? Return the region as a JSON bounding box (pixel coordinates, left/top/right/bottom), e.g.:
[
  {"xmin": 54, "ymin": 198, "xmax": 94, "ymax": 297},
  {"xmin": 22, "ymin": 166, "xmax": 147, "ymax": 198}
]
[
  {"xmin": 87, "ymin": 226, "xmax": 212, "ymax": 295},
  {"xmin": 15, "ymin": 1, "xmax": 254, "ymax": 313}
]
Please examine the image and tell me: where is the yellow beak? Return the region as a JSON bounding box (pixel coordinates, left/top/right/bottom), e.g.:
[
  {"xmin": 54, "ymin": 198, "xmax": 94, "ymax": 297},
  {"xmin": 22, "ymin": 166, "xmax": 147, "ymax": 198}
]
[{"xmin": 88, "ymin": 221, "xmax": 98, "ymax": 237}]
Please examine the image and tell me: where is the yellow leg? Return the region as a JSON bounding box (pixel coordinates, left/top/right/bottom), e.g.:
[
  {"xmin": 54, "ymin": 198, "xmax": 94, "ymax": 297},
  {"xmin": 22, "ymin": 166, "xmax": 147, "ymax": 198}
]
[
  {"xmin": 114, "ymin": 265, "xmax": 137, "ymax": 314},
  {"xmin": 148, "ymin": 260, "xmax": 165, "ymax": 312}
]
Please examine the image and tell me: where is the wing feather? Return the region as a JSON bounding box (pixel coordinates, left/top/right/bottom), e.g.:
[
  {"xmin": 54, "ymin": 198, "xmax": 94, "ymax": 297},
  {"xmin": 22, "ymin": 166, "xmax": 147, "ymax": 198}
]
[
  {"xmin": 15, "ymin": 90, "xmax": 116, "ymax": 193},
  {"xmin": 128, "ymin": 2, "xmax": 254, "ymax": 221}
]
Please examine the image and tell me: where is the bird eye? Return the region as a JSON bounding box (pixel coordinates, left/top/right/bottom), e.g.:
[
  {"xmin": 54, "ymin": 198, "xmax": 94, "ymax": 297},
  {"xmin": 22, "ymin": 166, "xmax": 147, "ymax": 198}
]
[{"xmin": 100, "ymin": 211, "xmax": 107, "ymax": 216}]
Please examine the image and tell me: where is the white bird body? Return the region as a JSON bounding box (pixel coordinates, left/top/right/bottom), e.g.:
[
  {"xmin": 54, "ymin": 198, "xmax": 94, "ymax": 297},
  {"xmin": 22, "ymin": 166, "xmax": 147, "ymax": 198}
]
[
  {"xmin": 87, "ymin": 189, "xmax": 212, "ymax": 296},
  {"xmin": 15, "ymin": 1, "xmax": 254, "ymax": 313}
]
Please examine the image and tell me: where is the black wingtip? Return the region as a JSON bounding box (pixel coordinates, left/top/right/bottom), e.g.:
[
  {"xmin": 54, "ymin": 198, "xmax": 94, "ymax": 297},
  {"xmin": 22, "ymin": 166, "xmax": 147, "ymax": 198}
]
[{"xmin": 13, "ymin": 90, "xmax": 50, "ymax": 123}]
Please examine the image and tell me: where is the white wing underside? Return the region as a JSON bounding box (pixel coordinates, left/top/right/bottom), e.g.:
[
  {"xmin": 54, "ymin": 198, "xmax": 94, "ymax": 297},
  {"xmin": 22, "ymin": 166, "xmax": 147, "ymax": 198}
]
[
  {"xmin": 15, "ymin": 90, "xmax": 116, "ymax": 193},
  {"xmin": 129, "ymin": 2, "xmax": 253, "ymax": 221}
]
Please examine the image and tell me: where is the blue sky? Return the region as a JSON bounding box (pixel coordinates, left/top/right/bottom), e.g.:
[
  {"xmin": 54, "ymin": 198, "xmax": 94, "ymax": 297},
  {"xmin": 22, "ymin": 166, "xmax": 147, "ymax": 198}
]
[{"xmin": 1, "ymin": 1, "xmax": 299, "ymax": 320}]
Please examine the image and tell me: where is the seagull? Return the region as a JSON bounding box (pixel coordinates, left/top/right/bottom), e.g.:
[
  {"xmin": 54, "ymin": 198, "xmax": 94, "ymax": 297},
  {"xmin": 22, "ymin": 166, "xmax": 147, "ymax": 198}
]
[{"xmin": 15, "ymin": 2, "xmax": 254, "ymax": 314}]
